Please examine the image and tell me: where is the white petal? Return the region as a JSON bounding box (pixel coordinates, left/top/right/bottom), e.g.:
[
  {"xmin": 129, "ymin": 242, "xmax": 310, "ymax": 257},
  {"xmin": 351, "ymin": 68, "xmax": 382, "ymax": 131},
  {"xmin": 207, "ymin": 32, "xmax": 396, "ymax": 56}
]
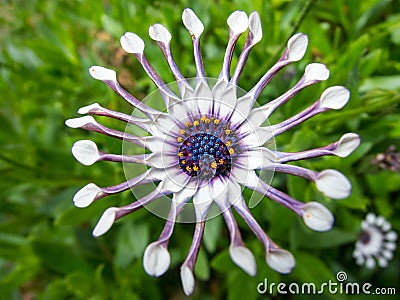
[
  {"xmin": 149, "ymin": 23, "xmax": 171, "ymax": 44},
  {"xmin": 120, "ymin": 32, "xmax": 145, "ymax": 54},
  {"xmin": 193, "ymin": 183, "xmax": 213, "ymax": 221},
  {"xmin": 161, "ymin": 166, "xmax": 191, "ymax": 193},
  {"xmin": 182, "ymin": 8, "xmax": 204, "ymax": 38},
  {"xmin": 180, "ymin": 265, "xmax": 195, "ymax": 296},
  {"xmin": 302, "ymin": 202, "xmax": 334, "ymax": 231},
  {"xmin": 73, "ymin": 183, "xmax": 102, "ymax": 208},
  {"xmin": 376, "ymin": 216, "xmax": 385, "ymax": 227},
  {"xmin": 319, "ymin": 86, "xmax": 350, "ymax": 110},
  {"xmin": 92, "ymin": 207, "xmax": 118, "ymax": 237},
  {"xmin": 231, "ymin": 167, "xmax": 260, "ymax": 189},
  {"xmin": 248, "ymin": 11, "xmax": 262, "ymax": 44},
  {"xmin": 332, "ymin": 133, "xmax": 361, "ymax": 157},
  {"xmin": 173, "ymin": 180, "xmax": 199, "ymax": 204},
  {"xmin": 77, "ymin": 103, "xmax": 101, "ymax": 114},
  {"xmin": 227, "ymin": 11, "xmax": 248, "ymax": 35},
  {"xmin": 195, "ymin": 80, "xmax": 213, "ymax": 116},
  {"xmin": 366, "ymin": 213, "xmax": 376, "ymax": 224},
  {"xmin": 88, "ymin": 66, "xmax": 117, "ymax": 81},
  {"xmin": 229, "ymin": 245, "xmax": 257, "ymax": 276},
  {"xmin": 143, "ymin": 242, "xmax": 171, "ymax": 277},
  {"xmin": 212, "ymin": 80, "xmax": 237, "ymax": 118},
  {"xmin": 65, "ymin": 116, "xmax": 96, "ymax": 128},
  {"xmin": 304, "ymin": 63, "xmax": 330, "ymax": 81},
  {"xmin": 236, "ymin": 148, "xmax": 275, "ymax": 170},
  {"xmin": 287, "ymin": 33, "xmax": 308, "ymax": 62},
  {"xmin": 266, "ymin": 249, "xmax": 295, "ymax": 274},
  {"xmin": 355, "ymin": 255, "xmax": 365, "ymax": 265},
  {"xmin": 381, "ymin": 221, "xmax": 391, "ymax": 232},
  {"xmin": 382, "ymin": 250, "xmax": 393, "ymax": 260},
  {"xmin": 315, "ymin": 169, "xmax": 351, "ymax": 199},
  {"xmin": 365, "ymin": 256, "xmax": 375, "ymax": 269},
  {"xmin": 378, "ymin": 257, "xmax": 388, "ymax": 268},
  {"xmin": 385, "ymin": 242, "xmax": 396, "ymax": 250},
  {"xmin": 386, "ymin": 231, "xmax": 397, "ymax": 241},
  {"xmin": 72, "ymin": 140, "xmax": 100, "ymax": 166}
]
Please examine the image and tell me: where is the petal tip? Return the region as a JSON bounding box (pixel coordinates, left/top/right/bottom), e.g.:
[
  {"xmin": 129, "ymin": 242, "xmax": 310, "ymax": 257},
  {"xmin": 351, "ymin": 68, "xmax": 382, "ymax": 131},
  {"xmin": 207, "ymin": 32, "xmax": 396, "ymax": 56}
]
[
  {"xmin": 71, "ymin": 140, "xmax": 100, "ymax": 166},
  {"xmin": 120, "ymin": 32, "xmax": 145, "ymax": 54},
  {"xmin": 319, "ymin": 86, "xmax": 350, "ymax": 110},
  {"xmin": 229, "ymin": 246, "xmax": 257, "ymax": 276},
  {"xmin": 73, "ymin": 183, "xmax": 101, "ymax": 208},
  {"xmin": 302, "ymin": 202, "xmax": 334, "ymax": 231},
  {"xmin": 266, "ymin": 249, "xmax": 296, "ymax": 274},
  {"xmin": 143, "ymin": 242, "xmax": 171, "ymax": 277},
  {"xmin": 65, "ymin": 116, "xmax": 95, "ymax": 128},
  {"xmin": 182, "ymin": 8, "xmax": 204, "ymax": 38},
  {"xmin": 287, "ymin": 33, "xmax": 308, "ymax": 62},
  {"xmin": 149, "ymin": 23, "xmax": 171, "ymax": 44},
  {"xmin": 92, "ymin": 207, "xmax": 118, "ymax": 237},
  {"xmin": 180, "ymin": 265, "xmax": 195, "ymax": 296},
  {"xmin": 89, "ymin": 66, "xmax": 116, "ymax": 81},
  {"xmin": 227, "ymin": 11, "xmax": 249, "ymax": 35},
  {"xmin": 315, "ymin": 169, "xmax": 351, "ymax": 199}
]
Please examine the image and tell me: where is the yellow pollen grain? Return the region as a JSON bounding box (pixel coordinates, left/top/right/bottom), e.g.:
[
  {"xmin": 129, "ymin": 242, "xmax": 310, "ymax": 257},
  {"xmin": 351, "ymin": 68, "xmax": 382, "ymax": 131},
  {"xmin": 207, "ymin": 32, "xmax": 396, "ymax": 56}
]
[
  {"xmin": 218, "ymin": 158, "xmax": 224, "ymax": 164},
  {"xmin": 204, "ymin": 118, "xmax": 210, "ymax": 123},
  {"xmin": 181, "ymin": 160, "xmax": 186, "ymax": 165},
  {"xmin": 177, "ymin": 137, "xmax": 183, "ymax": 143},
  {"xmin": 193, "ymin": 165, "xmax": 199, "ymax": 171},
  {"xmin": 225, "ymin": 141, "xmax": 231, "ymax": 147},
  {"xmin": 211, "ymin": 161, "xmax": 217, "ymax": 169},
  {"xmin": 306, "ymin": 213, "xmax": 311, "ymax": 218},
  {"xmin": 214, "ymin": 119, "xmax": 220, "ymax": 125},
  {"xmin": 178, "ymin": 152, "xmax": 184, "ymax": 157},
  {"xmin": 201, "ymin": 115, "xmax": 207, "ymax": 122},
  {"xmin": 225, "ymin": 129, "xmax": 231, "ymax": 135},
  {"xmin": 186, "ymin": 122, "xmax": 192, "ymax": 127},
  {"xmin": 186, "ymin": 166, "xmax": 192, "ymax": 172},
  {"xmin": 179, "ymin": 129, "xmax": 186, "ymax": 135},
  {"xmin": 193, "ymin": 120, "xmax": 199, "ymax": 126},
  {"xmin": 229, "ymin": 148, "xmax": 235, "ymax": 155}
]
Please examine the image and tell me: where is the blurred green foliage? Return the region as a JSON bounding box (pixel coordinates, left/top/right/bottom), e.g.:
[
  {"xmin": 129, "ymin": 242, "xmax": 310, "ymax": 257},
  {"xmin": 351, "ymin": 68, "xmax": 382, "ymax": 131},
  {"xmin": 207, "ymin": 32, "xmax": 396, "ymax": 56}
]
[{"xmin": 0, "ymin": 0, "xmax": 399, "ymax": 299}]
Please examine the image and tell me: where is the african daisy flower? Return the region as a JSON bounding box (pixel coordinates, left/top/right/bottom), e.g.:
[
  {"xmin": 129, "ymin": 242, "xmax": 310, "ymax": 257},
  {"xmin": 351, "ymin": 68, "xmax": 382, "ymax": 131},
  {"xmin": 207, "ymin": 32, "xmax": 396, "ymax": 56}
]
[
  {"xmin": 353, "ymin": 213, "xmax": 397, "ymax": 269},
  {"xmin": 66, "ymin": 9, "xmax": 360, "ymax": 295}
]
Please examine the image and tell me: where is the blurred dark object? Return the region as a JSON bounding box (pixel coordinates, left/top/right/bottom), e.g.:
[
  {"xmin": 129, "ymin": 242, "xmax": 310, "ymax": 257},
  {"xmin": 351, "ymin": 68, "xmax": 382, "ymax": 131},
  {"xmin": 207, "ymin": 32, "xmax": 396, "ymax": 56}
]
[{"xmin": 372, "ymin": 145, "xmax": 400, "ymax": 172}]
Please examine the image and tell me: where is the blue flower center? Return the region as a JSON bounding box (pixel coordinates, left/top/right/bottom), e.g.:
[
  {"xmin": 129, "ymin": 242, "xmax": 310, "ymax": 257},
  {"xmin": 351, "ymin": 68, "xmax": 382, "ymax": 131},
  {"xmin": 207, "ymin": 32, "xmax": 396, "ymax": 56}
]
[
  {"xmin": 178, "ymin": 133, "xmax": 231, "ymax": 177},
  {"xmin": 359, "ymin": 230, "xmax": 371, "ymax": 244}
]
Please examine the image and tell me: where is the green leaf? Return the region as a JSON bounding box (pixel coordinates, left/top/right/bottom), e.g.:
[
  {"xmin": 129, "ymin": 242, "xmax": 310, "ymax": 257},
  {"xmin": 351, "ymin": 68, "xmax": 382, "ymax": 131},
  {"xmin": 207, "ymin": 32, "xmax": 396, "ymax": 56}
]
[
  {"xmin": 194, "ymin": 247, "xmax": 210, "ymax": 280},
  {"xmin": 290, "ymin": 252, "xmax": 334, "ymax": 285},
  {"xmin": 31, "ymin": 239, "xmax": 92, "ymax": 275},
  {"xmin": 203, "ymin": 215, "xmax": 222, "ymax": 253},
  {"xmin": 115, "ymin": 221, "xmax": 149, "ymax": 268}
]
